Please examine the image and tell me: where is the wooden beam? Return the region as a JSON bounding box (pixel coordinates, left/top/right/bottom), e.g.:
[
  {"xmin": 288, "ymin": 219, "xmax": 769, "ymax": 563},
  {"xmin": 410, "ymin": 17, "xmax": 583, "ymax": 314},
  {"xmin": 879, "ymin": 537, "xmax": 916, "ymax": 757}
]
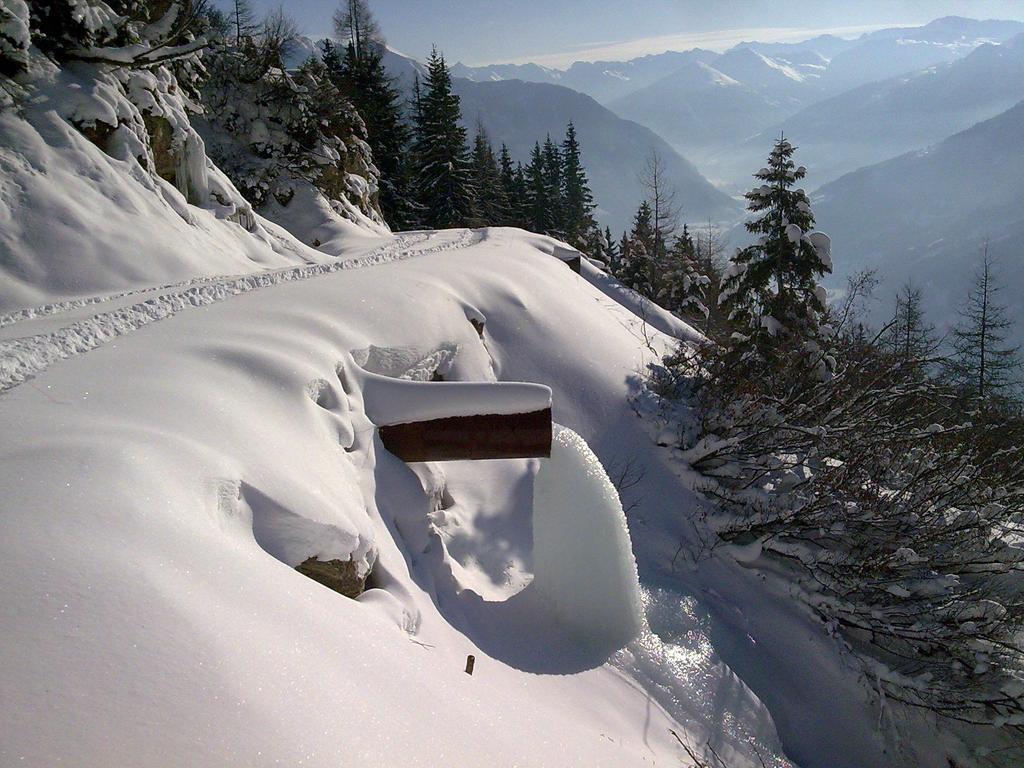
[{"xmin": 379, "ymin": 408, "xmax": 552, "ymax": 462}]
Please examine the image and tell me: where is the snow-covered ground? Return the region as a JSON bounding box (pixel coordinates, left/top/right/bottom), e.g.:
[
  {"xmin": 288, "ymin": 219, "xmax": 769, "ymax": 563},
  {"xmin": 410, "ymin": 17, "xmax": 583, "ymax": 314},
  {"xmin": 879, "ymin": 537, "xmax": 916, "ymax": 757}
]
[
  {"xmin": 0, "ymin": 222, "xmax": 797, "ymax": 767},
  {"xmin": 0, "ymin": 65, "xmax": 973, "ymax": 766}
]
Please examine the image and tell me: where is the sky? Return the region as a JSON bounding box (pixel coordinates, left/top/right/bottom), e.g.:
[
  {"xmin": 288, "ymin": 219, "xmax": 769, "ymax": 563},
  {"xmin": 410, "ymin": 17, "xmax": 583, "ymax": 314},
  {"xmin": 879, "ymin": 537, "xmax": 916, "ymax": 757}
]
[{"xmin": 237, "ymin": 1, "xmax": 1024, "ymax": 67}]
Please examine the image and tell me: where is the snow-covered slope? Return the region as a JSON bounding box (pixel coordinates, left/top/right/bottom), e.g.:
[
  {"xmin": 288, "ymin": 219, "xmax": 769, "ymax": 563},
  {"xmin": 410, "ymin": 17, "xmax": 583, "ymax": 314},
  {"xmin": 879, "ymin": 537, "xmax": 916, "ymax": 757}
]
[
  {"xmin": 0, "ymin": 224, "xmax": 802, "ymax": 767},
  {"xmin": 2, "ymin": 32, "xmax": 988, "ymax": 768},
  {"xmin": 0, "ymin": 58, "xmax": 385, "ymax": 312}
]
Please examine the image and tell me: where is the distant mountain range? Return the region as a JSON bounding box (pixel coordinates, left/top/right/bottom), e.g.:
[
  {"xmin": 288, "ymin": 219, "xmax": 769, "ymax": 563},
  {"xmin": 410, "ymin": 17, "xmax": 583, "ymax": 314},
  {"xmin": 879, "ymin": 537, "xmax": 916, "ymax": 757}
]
[
  {"xmin": 452, "ymin": 17, "xmax": 1024, "ymax": 191},
  {"xmin": 451, "ymin": 51, "xmax": 716, "ymax": 104},
  {"xmin": 454, "ymin": 16, "xmax": 1024, "ymax": 107},
  {"xmin": 813, "ymin": 99, "xmax": 1024, "ymax": 344},
  {"xmin": 734, "ymin": 32, "xmax": 1024, "ymax": 190}
]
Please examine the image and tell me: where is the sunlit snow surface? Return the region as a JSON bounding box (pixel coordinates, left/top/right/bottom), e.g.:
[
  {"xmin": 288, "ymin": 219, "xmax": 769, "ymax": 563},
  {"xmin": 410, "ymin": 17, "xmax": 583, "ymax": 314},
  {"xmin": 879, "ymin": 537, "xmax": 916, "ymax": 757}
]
[{"xmin": 617, "ymin": 588, "xmax": 793, "ymax": 768}]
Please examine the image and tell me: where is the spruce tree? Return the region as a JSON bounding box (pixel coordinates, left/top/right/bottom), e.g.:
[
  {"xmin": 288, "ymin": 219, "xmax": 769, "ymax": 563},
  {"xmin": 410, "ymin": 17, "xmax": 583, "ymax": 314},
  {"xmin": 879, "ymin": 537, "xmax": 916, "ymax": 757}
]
[
  {"xmin": 469, "ymin": 125, "xmax": 508, "ymax": 226},
  {"xmin": 616, "ymin": 231, "xmax": 631, "ymax": 280},
  {"xmin": 541, "ymin": 135, "xmax": 564, "ymax": 235},
  {"xmin": 560, "ymin": 122, "xmax": 597, "ymax": 248},
  {"xmin": 659, "ymin": 225, "xmax": 709, "ymax": 319},
  {"xmin": 620, "ymin": 201, "xmax": 656, "ymax": 295},
  {"xmin": 510, "ymin": 162, "xmax": 530, "ymax": 229},
  {"xmin": 497, "ymin": 144, "xmax": 523, "ymax": 227},
  {"xmin": 327, "ymin": 6, "xmax": 414, "ymax": 229},
  {"xmin": 411, "ymin": 48, "xmax": 476, "ymax": 229},
  {"xmin": 525, "ymin": 142, "xmax": 552, "ymax": 233},
  {"xmin": 604, "ymin": 227, "xmax": 620, "ymax": 274},
  {"xmin": 720, "ymin": 136, "xmax": 832, "ymax": 373}
]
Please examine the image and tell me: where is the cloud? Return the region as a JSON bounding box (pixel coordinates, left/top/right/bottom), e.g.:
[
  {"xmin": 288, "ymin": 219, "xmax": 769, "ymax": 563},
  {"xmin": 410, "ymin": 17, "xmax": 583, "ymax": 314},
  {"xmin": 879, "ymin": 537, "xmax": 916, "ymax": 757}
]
[{"xmin": 469, "ymin": 23, "xmax": 899, "ymax": 68}]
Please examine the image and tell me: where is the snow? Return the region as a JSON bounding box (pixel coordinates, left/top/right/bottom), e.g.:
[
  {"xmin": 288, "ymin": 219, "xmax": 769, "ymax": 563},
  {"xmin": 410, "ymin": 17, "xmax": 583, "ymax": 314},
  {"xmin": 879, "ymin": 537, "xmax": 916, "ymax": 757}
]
[
  {"xmin": 578, "ymin": 255, "xmax": 705, "ymax": 344},
  {"xmin": 698, "ymin": 61, "xmax": 741, "ymax": 86},
  {"xmin": 0, "ymin": 0, "xmax": 30, "ymax": 63},
  {"xmin": 0, "ymin": 217, "xmax": 797, "ymax": 766},
  {"xmin": 360, "ymin": 370, "xmax": 551, "ymax": 425},
  {"xmin": 754, "ymin": 51, "xmax": 807, "ymax": 82},
  {"xmin": 806, "ymin": 231, "xmax": 832, "ymax": 271},
  {"xmin": 1, "ymin": 50, "xmax": 984, "ymax": 767},
  {"xmin": 531, "ymin": 425, "xmax": 644, "ymax": 647},
  {"xmin": 0, "ymin": 74, "xmax": 315, "ymax": 312}
]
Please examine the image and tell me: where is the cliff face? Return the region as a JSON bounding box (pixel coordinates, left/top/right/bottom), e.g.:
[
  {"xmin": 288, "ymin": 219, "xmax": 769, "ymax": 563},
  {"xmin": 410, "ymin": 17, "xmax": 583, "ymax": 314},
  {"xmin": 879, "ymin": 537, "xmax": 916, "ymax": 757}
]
[{"xmin": 197, "ymin": 51, "xmax": 388, "ymax": 236}]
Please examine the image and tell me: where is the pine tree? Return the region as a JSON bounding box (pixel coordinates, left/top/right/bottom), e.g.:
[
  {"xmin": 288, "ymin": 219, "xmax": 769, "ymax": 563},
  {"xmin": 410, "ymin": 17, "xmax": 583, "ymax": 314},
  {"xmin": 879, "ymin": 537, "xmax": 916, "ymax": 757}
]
[
  {"xmin": 659, "ymin": 225, "xmax": 709, "ymax": 319},
  {"xmin": 720, "ymin": 136, "xmax": 833, "ymax": 373},
  {"xmin": 949, "ymin": 245, "xmax": 1021, "ymax": 401},
  {"xmin": 326, "ymin": 6, "xmax": 414, "ymax": 229},
  {"xmin": 604, "ymin": 227, "xmax": 620, "ymax": 274},
  {"xmin": 620, "ymin": 201, "xmax": 656, "ymax": 295},
  {"xmin": 510, "ymin": 161, "xmax": 530, "ymax": 229},
  {"xmin": 497, "ymin": 144, "xmax": 523, "ymax": 227},
  {"xmin": 887, "ymin": 281, "xmax": 938, "ymax": 366},
  {"xmin": 615, "ymin": 231, "xmax": 631, "ymax": 279},
  {"xmin": 469, "ymin": 125, "xmax": 508, "ymax": 226},
  {"xmin": 411, "ymin": 48, "xmax": 476, "ymax": 229},
  {"xmin": 560, "ymin": 122, "xmax": 597, "ymax": 248},
  {"xmin": 320, "ymin": 37, "xmax": 343, "ymax": 72},
  {"xmin": 525, "ymin": 142, "xmax": 552, "ymax": 233},
  {"xmin": 541, "ymin": 135, "xmax": 564, "ymax": 235},
  {"xmin": 587, "ymin": 227, "xmax": 607, "ymax": 264}
]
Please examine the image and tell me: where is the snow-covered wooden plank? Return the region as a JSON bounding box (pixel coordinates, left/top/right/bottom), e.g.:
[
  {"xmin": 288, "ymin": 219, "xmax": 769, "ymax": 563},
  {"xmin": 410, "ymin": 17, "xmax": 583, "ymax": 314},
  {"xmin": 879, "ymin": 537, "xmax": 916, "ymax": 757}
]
[{"xmin": 553, "ymin": 245, "xmax": 582, "ymax": 273}]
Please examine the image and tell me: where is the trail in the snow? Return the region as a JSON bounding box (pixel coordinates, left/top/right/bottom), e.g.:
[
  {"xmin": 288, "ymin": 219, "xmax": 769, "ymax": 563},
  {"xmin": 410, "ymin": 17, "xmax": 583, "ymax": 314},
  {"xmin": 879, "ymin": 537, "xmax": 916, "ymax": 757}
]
[{"xmin": 0, "ymin": 229, "xmax": 483, "ymax": 393}]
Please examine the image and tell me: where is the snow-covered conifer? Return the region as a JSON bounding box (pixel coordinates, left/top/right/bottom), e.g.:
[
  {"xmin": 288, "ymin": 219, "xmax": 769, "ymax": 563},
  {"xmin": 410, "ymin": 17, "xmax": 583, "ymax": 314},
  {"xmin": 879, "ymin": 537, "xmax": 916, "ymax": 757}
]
[
  {"xmin": 659, "ymin": 226, "xmax": 709, "ymax": 319},
  {"xmin": 720, "ymin": 137, "xmax": 833, "ymax": 375},
  {"xmin": 560, "ymin": 122, "xmax": 597, "ymax": 248},
  {"xmin": 469, "ymin": 125, "xmax": 510, "ymax": 226},
  {"xmin": 411, "ymin": 48, "xmax": 475, "ymax": 229},
  {"xmin": 619, "ymin": 201, "xmax": 656, "ymax": 295}
]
